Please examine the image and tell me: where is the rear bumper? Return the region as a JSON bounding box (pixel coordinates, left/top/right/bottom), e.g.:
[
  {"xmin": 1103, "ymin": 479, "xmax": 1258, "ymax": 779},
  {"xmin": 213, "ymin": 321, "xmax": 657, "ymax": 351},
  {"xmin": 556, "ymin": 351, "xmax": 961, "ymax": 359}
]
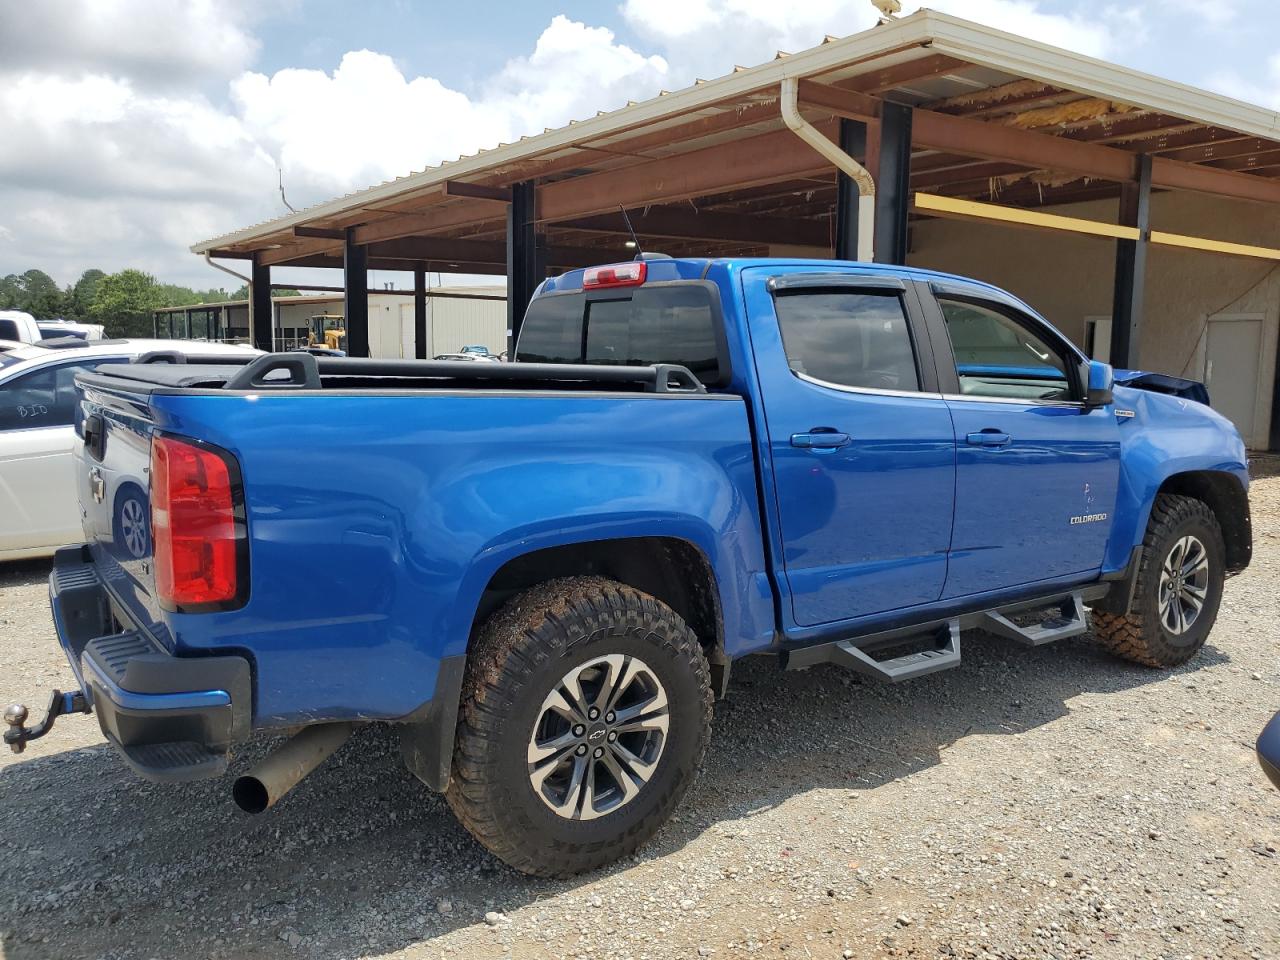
[{"xmin": 49, "ymin": 545, "xmax": 251, "ymax": 781}]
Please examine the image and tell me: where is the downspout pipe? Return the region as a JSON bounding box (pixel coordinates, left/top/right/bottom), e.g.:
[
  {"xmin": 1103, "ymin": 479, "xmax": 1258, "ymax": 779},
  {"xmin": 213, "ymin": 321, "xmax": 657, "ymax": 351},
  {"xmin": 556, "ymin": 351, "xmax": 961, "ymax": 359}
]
[
  {"xmin": 203, "ymin": 251, "xmax": 252, "ymax": 285},
  {"xmin": 780, "ymin": 76, "xmax": 875, "ymax": 262}
]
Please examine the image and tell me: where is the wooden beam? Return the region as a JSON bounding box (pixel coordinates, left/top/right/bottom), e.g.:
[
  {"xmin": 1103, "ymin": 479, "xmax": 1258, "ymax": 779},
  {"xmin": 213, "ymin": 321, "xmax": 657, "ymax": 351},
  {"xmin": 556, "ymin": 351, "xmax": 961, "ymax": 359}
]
[
  {"xmin": 796, "ymin": 80, "xmax": 881, "ymax": 121},
  {"xmin": 1150, "ymin": 230, "xmax": 1280, "ymax": 261},
  {"xmin": 1159, "ymin": 138, "xmax": 1273, "ymax": 164},
  {"xmin": 910, "ymin": 106, "xmax": 1139, "ymax": 182},
  {"xmin": 259, "ymin": 237, "xmax": 342, "ymax": 267},
  {"xmin": 350, "ymin": 202, "xmax": 507, "ymax": 246},
  {"xmin": 444, "ymin": 180, "xmax": 512, "ymax": 202},
  {"xmin": 539, "ymin": 122, "xmax": 837, "ymax": 222},
  {"xmin": 489, "ymin": 99, "xmax": 786, "ymax": 183},
  {"xmin": 556, "ymin": 206, "xmax": 829, "ymax": 246},
  {"xmin": 293, "ymin": 226, "xmax": 345, "ymax": 240},
  {"xmin": 1150, "ymin": 155, "xmax": 1280, "ymax": 205},
  {"xmin": 843, "ymin": 54, "xmax": 969, "ymax": 94},
  {"xmin": 1207, "ymin": 149, "xmax": 1280, "ymax": 173},
  {"xmin": 912, "ymin": 192, "xmax": 1140, "ymax": 241},
  {"xmin": 364, "ymin": 235, "xmax": 630, "ymax": 268},
  {"xmin": 800, "ymin": 82, "xmax": 1138, "ymax": 182}
]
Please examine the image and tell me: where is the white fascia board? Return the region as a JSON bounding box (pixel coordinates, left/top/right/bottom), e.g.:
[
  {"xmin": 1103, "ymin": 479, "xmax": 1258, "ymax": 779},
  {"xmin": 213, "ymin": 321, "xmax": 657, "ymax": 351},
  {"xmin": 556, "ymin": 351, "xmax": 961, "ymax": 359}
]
[{"xmin": 923, "ymin": 11, "xmax": 1280, "ymax": 141}]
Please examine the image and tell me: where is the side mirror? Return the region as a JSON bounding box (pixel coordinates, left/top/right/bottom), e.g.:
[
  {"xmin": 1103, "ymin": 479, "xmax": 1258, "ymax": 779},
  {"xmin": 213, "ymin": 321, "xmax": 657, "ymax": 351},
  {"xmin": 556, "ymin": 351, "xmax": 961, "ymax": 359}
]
[
  {"xmin": 1258, "ymin": 710, "xmax": 1280, "ymax": 790},
  {"xmin": 1085, "ymin": 359, "xmax": 1114, "ymax": 408}
]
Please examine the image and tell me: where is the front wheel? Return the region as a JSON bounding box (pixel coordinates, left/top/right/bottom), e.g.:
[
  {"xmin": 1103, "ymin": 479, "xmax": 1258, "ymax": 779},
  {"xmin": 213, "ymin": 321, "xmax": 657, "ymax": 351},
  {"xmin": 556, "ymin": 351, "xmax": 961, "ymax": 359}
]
[
  {"xmin": 446, "ymin": 577, "xmax": 712, "ymax": 877},
  {"xmin": 1094, "ymin": 493, "xmax": 1226, "ymax": 667}
]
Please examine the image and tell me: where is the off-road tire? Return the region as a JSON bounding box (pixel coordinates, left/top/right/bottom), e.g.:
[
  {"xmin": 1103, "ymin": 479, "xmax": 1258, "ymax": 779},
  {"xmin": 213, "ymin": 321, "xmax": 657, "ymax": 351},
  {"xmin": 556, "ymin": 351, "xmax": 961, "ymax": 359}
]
[
  {"xmin": 445, "ymin": 576, "xmax": 712, "ymax": 877},
  {"xmin": 1094, "ymin": 493, "xmax": 1225, "ymax": 667}
]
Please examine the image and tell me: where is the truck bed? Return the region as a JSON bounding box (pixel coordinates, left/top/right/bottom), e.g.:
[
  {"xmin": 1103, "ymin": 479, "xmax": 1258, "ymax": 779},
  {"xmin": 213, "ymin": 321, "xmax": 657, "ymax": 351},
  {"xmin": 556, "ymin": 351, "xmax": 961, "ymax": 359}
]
[{"xmin": 73, "ymin": 353, "xmax": 769, "ymax": 729}]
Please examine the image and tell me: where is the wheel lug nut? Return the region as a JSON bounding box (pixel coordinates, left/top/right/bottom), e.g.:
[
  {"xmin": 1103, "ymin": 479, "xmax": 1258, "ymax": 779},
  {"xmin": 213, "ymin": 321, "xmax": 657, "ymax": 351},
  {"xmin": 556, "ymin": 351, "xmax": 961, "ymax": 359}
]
[
  {"xmin": 572, "ymin": 724, "xmax": 586, "ymax": 736},
  {"xmin": 588, "ymin": 707, "xmax": 600, "ymax": 720},
  {"xmin": 593, "ymin": 747, "xmax": 604, "ymax": 758},
  {"xmin": 605, "ymin": 711, "xmax": 616, "ymax": 723},
  {"xmin": 608, "ymin": 730, "xmax": 618, "ymax": 742},
  {"xmin": 576, "ymin": 744, "xmax": 588, "ymax": 756}
]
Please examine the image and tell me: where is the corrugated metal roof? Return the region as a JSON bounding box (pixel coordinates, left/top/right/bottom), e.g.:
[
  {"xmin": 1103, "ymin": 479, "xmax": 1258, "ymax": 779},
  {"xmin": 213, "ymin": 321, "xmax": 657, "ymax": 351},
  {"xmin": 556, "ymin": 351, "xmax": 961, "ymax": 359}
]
[{"xmin": 193, "ymin": 9, "xmax": 1280, "ymax": 256}]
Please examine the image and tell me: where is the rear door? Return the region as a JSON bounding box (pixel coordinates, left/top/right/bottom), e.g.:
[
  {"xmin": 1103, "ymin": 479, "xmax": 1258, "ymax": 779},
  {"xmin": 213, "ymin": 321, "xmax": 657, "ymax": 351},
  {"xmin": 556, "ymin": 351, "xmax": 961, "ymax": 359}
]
[
  {"xmin": 743, "ymin": 268, "xmax": 956, "ymax": 627},
  {"xmin": 921, "ymin": 283, "xmax": 1120, "ymax": 598}
]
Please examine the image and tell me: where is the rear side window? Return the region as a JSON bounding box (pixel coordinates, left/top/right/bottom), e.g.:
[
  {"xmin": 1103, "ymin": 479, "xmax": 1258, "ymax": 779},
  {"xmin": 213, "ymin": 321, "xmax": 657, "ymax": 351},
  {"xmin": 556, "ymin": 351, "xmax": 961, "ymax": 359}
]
[
  {"xmin": 773, "ymin": 291, "xmax": 920, "ymax": 392},
  {"xmin": 0, "ymin": 319, "xmax": 19, "ymax": 340},
  {"xmin": 517, "ymin": 284, "xmax": 722, "ymax": 383}
]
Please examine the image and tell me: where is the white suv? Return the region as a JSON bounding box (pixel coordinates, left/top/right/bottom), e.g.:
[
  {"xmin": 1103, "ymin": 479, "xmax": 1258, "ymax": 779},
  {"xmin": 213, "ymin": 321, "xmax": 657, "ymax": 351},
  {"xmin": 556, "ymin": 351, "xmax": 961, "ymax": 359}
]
[{"xmin": 0, "ymin": 339, "xmax": 261, "ymax": 561}]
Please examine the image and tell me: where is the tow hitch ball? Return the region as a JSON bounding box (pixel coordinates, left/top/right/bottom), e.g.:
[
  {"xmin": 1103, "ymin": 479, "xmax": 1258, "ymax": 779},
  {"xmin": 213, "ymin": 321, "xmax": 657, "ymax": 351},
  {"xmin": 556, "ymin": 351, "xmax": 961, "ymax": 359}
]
[{"xmin": 4, "ymin": 690, "xmax": 91, "ymax": 754}]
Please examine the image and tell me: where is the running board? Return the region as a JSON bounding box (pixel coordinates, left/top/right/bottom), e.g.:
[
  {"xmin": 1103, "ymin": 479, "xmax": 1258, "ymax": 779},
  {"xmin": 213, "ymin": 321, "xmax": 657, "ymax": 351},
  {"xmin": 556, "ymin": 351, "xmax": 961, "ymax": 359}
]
[
  {"xmin": 788, "ymin": 621, "xmax": 961, "ymax": 684},
  {"xmin": 976, "ymin": 592, "xmax": 1088, "ymax": 647},
  {"xmin": 784, "ymin": 586, "xmax": 1105, "ymax": 683}
]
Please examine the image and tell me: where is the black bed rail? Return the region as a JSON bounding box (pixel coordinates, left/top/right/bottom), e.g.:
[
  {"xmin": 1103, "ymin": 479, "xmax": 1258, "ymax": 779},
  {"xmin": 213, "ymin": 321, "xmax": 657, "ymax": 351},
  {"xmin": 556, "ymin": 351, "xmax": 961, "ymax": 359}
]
[{"xmin": 214, "ymin": 352, "xmax": 706, "ymax": 394}]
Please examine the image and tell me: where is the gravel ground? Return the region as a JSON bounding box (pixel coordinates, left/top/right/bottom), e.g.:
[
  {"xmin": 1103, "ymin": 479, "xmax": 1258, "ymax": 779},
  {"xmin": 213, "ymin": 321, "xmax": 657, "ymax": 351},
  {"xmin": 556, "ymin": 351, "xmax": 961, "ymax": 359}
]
[{"xmin": 2, "ymin": 477, "xmax": 1278, "ymax": 960}]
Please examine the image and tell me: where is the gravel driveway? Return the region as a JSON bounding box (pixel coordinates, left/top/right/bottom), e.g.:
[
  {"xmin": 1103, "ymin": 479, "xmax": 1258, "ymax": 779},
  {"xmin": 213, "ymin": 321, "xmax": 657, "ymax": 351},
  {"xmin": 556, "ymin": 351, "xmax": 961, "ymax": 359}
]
[{"xmin": 2, "ymin": 477, "xmax": 1278, "ymax": 960}]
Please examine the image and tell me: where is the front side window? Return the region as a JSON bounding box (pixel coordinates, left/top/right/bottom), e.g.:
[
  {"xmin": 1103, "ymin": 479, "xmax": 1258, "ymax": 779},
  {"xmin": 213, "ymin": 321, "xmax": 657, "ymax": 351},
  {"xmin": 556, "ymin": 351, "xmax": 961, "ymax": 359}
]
[
  {"xmin": 0, "ymin": 359, "xmax": 125, "ymax": 431},
  {"xmin": 773, "ymin": 291, "xmax": 920, "ymax": 392},
  {"xmin": 939, "ymin": 299, "xmax": 1073, "ymax": 402}
]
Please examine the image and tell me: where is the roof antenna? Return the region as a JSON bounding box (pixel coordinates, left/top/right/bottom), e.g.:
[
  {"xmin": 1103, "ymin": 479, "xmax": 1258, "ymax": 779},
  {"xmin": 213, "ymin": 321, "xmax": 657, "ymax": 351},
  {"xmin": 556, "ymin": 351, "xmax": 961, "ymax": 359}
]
[{"xmin": 618, "ymin": 205, "xmax": 644, "ymax": 259}]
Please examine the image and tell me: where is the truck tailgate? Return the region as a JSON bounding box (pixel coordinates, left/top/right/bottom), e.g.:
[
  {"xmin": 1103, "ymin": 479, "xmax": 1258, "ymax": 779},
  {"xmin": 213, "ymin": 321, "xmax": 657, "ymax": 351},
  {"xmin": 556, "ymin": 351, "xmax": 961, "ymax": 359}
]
[{"xmin": 75, "ymin": 377, "xmax": 168, "ymax": 644}]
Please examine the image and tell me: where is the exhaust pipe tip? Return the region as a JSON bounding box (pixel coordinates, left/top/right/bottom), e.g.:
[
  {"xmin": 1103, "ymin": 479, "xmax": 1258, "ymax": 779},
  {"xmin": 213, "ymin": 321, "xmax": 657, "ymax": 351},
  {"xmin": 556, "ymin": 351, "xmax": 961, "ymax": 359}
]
[
  {"xmin": 232, "ymin": 775, "xmax": 270, "ymax": 814},
  {"xmin": 230, "ymin": 721, "xmax": 353, "ymax": 814}
]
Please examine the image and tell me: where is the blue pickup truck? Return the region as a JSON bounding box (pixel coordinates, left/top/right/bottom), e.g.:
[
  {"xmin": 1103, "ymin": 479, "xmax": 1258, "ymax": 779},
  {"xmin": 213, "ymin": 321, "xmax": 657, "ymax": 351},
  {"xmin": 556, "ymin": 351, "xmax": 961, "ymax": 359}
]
[{"xmin": 5, "ymin": 256, "xmax": 1251, "ymax": 877}]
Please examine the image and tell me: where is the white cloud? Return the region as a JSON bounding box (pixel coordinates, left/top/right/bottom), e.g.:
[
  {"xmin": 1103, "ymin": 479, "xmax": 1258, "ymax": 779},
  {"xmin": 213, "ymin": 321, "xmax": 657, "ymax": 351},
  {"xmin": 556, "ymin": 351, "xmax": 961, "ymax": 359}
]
[
  {"xmin": 0, "ymin": 0, "xmax": 1269, "ymax": 289},
  {"xmin": 618, "ymin": 0, "xmax": 1115, "ymax": 85},
  {"xmin": 0, "ymin": 0, "xmax": 266, "ymax": 90}
]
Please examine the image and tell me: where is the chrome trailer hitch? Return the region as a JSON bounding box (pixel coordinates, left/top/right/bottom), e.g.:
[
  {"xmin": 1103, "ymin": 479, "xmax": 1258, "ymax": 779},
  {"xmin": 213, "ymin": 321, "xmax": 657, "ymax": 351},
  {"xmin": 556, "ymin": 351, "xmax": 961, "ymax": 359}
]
[{"xmin": 4, "ymin": 690, "xmax": 91, "ymax": 754}]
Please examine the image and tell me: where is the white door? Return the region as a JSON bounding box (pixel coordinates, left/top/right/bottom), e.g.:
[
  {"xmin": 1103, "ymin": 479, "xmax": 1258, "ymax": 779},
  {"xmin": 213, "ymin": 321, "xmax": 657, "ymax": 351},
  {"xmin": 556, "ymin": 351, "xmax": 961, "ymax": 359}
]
[
  {"xmin": 0, "ymin": 424, "xmax": 79, "ymax": 556},
  {"xmin": 0, "ymin": 357, "xmax": 128, "ymax": 557},
  {"xmin": 1205, "ymin": 315, "xmax": 1263, "ymax": 444},
  {"xmin": 399, "ymin": 304, "xmax": 416, "ymax": 359},
  {"xmin": 1084, "ymin": 316, "xmax": 1112, "ymax": 363}
]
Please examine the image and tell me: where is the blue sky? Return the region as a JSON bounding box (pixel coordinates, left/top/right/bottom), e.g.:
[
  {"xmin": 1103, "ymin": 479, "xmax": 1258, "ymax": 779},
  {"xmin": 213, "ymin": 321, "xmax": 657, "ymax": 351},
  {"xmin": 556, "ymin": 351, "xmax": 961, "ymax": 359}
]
[{"xmin": 1, "ymin": 0, "xmax": 1277, "ymax": 289}]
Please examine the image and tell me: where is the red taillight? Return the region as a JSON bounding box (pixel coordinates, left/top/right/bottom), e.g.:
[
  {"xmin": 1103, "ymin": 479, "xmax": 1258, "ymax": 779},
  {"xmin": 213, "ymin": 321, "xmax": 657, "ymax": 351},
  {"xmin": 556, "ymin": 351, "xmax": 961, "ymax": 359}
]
[
  {"xmin": 582, "ymin": 261, "xmax": 646, "ymax": 289},
  {"xmin": 151, "ymin": 435, "xmax": 243, "ymax": 609}
]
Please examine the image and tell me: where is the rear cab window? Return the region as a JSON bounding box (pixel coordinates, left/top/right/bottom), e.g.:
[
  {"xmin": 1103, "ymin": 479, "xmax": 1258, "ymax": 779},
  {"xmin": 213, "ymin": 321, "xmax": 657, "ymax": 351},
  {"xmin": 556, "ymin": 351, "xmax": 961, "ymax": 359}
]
[{"xmin": 516, "ymin": 283, "xmax": 726, "ymax": 386}]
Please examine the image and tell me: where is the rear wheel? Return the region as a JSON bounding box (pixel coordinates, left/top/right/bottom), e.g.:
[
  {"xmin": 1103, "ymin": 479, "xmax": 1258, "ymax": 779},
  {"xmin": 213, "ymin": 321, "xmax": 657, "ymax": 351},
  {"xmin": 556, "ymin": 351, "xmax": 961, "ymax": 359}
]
[
  {"xmin": 446, "ymin": 576, "xmax": 712, "ymax": 877},
  {"xmin": 1094, "ymin": 494, "xmax": 1225, "ymax": 667}
]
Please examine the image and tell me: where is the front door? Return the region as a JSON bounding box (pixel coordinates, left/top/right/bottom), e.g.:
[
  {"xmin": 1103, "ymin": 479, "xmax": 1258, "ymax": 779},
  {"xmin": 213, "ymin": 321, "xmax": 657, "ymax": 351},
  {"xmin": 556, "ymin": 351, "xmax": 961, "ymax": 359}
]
[
  {"xmin": 923, "ymin": 287, "xmax": 1121, "ymax": 598},
  {"xmin": 744, "ymin": 268, "xmax": 956, "ymax": 627}
]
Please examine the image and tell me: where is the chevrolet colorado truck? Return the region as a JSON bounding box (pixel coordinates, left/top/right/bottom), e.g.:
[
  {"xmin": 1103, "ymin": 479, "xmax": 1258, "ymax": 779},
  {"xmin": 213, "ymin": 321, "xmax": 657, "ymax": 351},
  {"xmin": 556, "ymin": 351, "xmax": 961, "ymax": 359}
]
[{"xmin": 5, "ymin": 256, "xmax": 1251, "ymax": 877}]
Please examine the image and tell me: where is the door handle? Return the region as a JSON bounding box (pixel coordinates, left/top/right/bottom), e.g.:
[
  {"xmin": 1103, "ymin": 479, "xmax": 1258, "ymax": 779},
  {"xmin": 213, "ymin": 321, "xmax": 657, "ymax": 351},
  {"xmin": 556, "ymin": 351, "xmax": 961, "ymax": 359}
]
[
  {"xmin": 966, "ymin": 429, "xmax": 1011, "ymax": 447},
  {"xmin": 791, "ymin": 430, "xmax": 851, "ymax": 449}
]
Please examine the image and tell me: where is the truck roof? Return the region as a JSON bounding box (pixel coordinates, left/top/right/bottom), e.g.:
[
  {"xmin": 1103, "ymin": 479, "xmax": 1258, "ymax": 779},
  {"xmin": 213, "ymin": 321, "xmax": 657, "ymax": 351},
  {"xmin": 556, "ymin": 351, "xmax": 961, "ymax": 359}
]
[{"xmin": 537, "ymin": 257, "xmax": 1024, "ymax": 306}]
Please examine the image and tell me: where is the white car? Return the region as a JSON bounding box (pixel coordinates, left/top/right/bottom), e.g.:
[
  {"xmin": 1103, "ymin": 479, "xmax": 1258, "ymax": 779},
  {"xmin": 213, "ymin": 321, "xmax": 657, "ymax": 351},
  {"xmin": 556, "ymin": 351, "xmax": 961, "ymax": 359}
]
[{"xmin": 0, "ymin": 339, "xmax": 261, "ymax": 561}]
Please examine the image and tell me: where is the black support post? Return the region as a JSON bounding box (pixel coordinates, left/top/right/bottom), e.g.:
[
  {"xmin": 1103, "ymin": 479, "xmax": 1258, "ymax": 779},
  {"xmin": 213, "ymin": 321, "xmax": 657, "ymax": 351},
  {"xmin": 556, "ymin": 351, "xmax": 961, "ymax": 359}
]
[
  {"xmin": 344, "ymin": 228, "xmax": 370, "ymax": 358},
  {"xmin": 835, "ymin": 118, "xmax": 868, "ymax": 261},
  {"xmin": 250, "ymin": 256, "xmax": 272, "ymax": 352},
  {"xmin": 874, "ymin": 102, "xmax": 913, "ymax": 266},
  {"xmin": 507, "ymin": 180, "xmax": 542, "ymax": 354},
  {"xmin": 1109, "ymin": 154, "xmax": 1153, "ymax": 369},
  {"xmin": 414, "ymin": 263, "xmax": 428, "ymax": 360}
]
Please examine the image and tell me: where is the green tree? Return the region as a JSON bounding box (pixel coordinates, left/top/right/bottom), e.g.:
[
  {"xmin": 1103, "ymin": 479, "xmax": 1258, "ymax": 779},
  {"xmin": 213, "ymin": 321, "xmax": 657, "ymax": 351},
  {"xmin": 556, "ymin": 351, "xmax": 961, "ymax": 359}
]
[
  {"xmin": 20, "ymin": 269, "xmax": 66, "ymax": 318},
  {"xmin": 90, "ymin": 269, "xmax": 162, "ymax": 337},
  {"xmin": 66, "ymin": 269, "xmax": 106, "ymax": 320}
]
